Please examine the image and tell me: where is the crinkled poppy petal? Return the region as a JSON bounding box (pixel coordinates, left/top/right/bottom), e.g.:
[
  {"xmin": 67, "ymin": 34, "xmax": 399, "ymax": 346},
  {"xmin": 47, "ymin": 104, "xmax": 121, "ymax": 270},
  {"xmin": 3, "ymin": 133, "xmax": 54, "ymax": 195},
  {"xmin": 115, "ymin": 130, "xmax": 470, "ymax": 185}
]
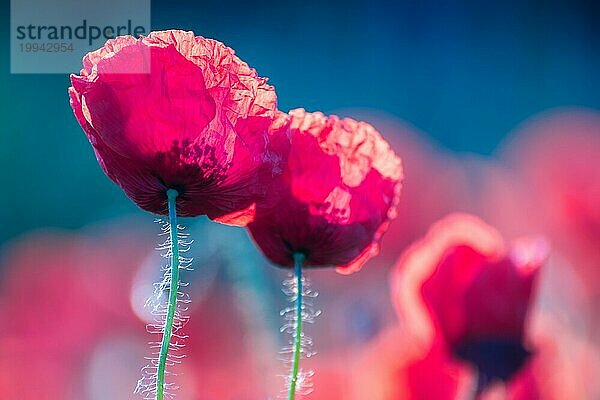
[
  {"xmin": 69, "ymin": 86, "xmax": 170, "ymax": 213},
  {"xmin": 248, "ymin": 108, "xmax": 403, "ymax": 272},
  {"xmin": 73, "ymin": 41, "xmax": 216, "ymax": 159},
  {"xmin": 69, "ymin": 30, "xmax": 284, "ymax": 221}
]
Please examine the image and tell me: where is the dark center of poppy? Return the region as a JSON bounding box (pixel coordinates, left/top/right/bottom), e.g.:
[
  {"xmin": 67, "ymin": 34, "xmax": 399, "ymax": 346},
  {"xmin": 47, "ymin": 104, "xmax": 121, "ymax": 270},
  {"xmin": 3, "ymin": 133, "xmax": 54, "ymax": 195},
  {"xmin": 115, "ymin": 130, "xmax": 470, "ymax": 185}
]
[
  {"xmin": 454, "ymin": 338, "xmax": 531, "ymax": 393},
  {"xmin": 154, "ymin": 139, "xmax": 228, "ymax": 193},
  {"xmin": 282, "ymin": 239, "xmax": 311, "ymax": 262}
]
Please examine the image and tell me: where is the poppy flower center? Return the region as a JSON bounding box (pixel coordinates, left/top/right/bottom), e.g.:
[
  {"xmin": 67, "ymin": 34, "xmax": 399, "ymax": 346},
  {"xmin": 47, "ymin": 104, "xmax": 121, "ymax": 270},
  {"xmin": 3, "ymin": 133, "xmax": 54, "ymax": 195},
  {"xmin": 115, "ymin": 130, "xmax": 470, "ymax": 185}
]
[{"xmin": 153, "ymin": 139, "xmax": 229, "ymax": 190}]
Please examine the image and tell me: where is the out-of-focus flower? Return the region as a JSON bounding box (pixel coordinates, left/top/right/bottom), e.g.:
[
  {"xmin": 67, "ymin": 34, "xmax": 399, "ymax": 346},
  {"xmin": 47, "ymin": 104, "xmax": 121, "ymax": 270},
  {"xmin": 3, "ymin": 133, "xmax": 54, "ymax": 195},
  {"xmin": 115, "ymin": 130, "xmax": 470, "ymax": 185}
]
[
  {"xmin": 0, "ymin": 229, "xmax": 148, "ymax": 399},
  {"xmin": 248, "ymin": 108, "xmax": 403, "ymax": 273},
  {"xmin": 0, "ymin": 222, "xmax": 282, "ymax": 400},
  {"xmin": 455, "ymin": 155, "xmax": 540, "ymax": 241},
  {"xmin": 69, "ymin": 30, "xmax": 285, "ymax": 223},
  {"xmin": 501, "ymin": 108, "xmax": 600, "ymax": 287},
  {"xmin": 380, "ymin": 214, "xmax": 548, "ymax": 399}
]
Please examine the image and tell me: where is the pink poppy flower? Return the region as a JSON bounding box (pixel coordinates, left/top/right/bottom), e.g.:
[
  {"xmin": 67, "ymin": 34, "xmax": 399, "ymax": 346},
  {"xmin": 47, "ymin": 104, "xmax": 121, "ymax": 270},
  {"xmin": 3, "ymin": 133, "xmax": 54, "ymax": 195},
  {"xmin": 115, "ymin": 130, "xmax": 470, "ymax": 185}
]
[
  {"xmin": 390, "ymin": 213, "xmax": 548, "ymax": 397},
  {"xmin": 68, "ymin": 30, "xmax": 285, "ymax": 223},
  {"xmin": 248, "ymin": 108, "xmax": 403, "ymax": 273}
]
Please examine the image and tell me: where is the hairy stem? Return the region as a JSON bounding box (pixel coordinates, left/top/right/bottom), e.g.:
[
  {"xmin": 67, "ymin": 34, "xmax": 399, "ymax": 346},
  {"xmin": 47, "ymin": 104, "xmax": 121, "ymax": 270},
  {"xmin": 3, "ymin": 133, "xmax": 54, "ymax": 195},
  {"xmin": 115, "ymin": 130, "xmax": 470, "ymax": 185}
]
[
  {"xmin": 288, "ymin": 253, "xmax": 305, "ymax": 400},
  {"xmin": 156, "ymin": 189, "xmax": 180, "ymax": 400}
]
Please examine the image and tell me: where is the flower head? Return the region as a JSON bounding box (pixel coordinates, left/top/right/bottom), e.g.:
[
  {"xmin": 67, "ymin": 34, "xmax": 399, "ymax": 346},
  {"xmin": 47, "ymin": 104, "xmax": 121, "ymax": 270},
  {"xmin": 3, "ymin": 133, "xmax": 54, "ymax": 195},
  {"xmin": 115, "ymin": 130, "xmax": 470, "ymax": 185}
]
[
  {"xmin": 248, "ymin": 108, "xmax": 403, "ymax": 273},
  {"xmin": 69, "ymin": 30, "xmax": 285, "ymax": 223},
  {"xmin": 392, "ymin": 213, "xmax": 547, "ymax": 393}
]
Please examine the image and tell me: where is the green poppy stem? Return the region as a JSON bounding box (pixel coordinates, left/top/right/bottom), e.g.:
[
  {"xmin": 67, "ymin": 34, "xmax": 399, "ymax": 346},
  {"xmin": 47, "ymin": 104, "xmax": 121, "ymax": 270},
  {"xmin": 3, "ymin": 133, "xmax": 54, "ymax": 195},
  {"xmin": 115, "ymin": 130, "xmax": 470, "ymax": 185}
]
[
  {"xmin": 156, "ymin": 188, "xmax": 180, "ymax": 400},
  {"xmin": 288, "ymin": 252, "xmax": 305, "ymax": 400}
]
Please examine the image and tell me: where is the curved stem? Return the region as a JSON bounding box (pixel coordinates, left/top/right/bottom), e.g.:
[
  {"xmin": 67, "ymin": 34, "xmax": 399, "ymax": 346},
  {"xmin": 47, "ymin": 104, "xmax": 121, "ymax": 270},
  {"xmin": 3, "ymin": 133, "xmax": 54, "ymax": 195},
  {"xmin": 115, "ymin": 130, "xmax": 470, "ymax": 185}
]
[
  {"xmin": 288, "ymin": 253, "xmax": 305, "ymax": 400},
  {"xmin": 156, "ymin": 189, "xmax": 180, "ymax": 400}
]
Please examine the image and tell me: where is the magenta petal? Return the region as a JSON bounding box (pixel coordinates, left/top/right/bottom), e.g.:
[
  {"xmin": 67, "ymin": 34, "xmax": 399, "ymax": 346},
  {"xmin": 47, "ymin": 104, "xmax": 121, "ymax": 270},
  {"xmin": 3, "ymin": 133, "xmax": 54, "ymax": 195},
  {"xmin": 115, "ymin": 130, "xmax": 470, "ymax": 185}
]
[
  {"xmin": 248, "ymin": 108, "xmax": 403, "ymax": 272},
  {"xmin": 68, "ymin": 30, "xmax": 285, "ymax": 221}
]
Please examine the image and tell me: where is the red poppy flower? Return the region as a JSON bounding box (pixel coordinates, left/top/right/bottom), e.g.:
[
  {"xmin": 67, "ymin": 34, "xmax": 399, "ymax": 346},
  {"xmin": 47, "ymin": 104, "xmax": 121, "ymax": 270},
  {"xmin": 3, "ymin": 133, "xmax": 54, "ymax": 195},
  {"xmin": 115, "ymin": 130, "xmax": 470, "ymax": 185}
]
[
  {"xmin": 390, "ymin": 213, "xmax": 548, "ymax": 397},
  {"xmin": 68, "ymin": 30, "xmax": 284, "ymax": 223},
  {"xmin": 248, "ymin": 108, "xmax": 403, "ymax": 273}
]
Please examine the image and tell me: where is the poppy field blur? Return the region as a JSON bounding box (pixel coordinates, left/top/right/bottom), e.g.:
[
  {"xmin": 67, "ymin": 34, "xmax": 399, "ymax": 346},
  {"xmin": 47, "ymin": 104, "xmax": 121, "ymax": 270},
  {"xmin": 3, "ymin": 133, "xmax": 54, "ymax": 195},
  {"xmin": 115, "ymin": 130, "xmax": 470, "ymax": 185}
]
[{"xmin": 1, "ymin": 1, "xmax": 600, "ymax": 399}]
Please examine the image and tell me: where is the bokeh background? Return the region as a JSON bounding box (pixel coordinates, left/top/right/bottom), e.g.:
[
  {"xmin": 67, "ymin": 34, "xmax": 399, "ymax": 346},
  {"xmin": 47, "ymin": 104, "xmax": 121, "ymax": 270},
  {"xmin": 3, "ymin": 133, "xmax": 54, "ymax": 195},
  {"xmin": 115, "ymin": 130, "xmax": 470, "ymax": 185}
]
[{"xmin": 1, "ymin": 1, "xmax": 599, "ymax": 399}]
